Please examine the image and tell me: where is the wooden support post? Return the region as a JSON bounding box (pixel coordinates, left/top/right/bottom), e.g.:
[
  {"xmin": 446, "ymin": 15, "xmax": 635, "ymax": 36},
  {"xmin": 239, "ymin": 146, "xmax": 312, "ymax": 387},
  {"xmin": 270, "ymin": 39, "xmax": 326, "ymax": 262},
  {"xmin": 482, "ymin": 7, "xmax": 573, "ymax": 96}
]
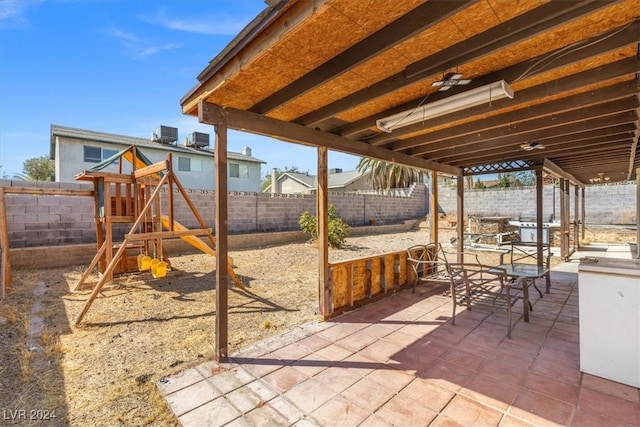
[
  {"xmin": 167, "ymin": 154, "xmax": 174, "ymax": 232},
  {"xmin": 0, "ymin": 188, "xmax": 11, "ymax": 298},
  {"xmin": 637, "ymin": 168, "xmax": 640, "ymax": 258},
  {"xmin": 104, "ymin": 180, "xmax": 113, "ymax": 280},
  {"xmin": 560, "ymin": 178, "xmax": 571, "ymax": 260},
  {"xmin": 574, "ymin": 184, "xmax": 579, "ymax": 253},
  {"xmin": 318, "ymin": 147, "xmax": 331, "ymax": 317},
  {"xmin": 154, "ymin": 184, "xmax": 162, "ymax": 259},
  {"xmin": 429, "ymin": 170, "xmax": 438, "ymax": 244},
  {"xmin": 94, "ymin": 179, "xmax": 105, "ymax": 271},
  {"xmin": 456, "ymin": 175, "xmax": 464, "ymax": 259},
  {"xmin": 214, "ymin": 124, "xmax": 229, "ymax": 362},
  {"xmin": 568, "ymin": 181, "xmax": 572, "ymax": 252},
  {"xmin": 559, "ymin": 178, "xmax": 566, "ymax": 260},
  {"xmin": 581, "ymin": 186, "xmax": 586, "ymax": 242},
  {"xmin": 535, "ymin": 169, "xmax": 544, "ymax": 267}
]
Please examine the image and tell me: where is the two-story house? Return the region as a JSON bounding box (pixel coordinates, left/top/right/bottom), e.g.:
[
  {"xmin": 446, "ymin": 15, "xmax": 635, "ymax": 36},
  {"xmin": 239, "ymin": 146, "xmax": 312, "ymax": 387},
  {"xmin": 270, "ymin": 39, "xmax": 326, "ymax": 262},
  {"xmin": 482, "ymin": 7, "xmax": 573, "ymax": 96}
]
[{"xmin": 50, "ymin": 125, "xmax": 265, "ymax": 191}]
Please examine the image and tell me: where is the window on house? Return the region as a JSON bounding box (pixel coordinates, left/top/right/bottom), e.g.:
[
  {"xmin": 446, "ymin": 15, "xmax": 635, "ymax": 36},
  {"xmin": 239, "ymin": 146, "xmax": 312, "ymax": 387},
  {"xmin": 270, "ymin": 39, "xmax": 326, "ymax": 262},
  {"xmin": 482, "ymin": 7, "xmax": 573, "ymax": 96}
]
[
  {"xmin": 84, "ymin": 146, "xmax": 102, "ymax": 163},
  {"xmin": 103, "ymin": 148, "xmax": 119, "ymax": 165},
  {"xmin": 178, "ymin": 157, "xmax": 191, "ymax": 171},
  {"xmin": 83, "ymin": 146, "xmax": 119, "ymax": 164},
  {"xmin": 178, "ymin": 157, "xmax": 203, "ymax": 172},
  {"xmin": 229, "ymin": 163, "xmax": 249, "ymax": 178},
  {"xmin": 191, "ymin": 158, "xmax": 203, "ymax": 172}
]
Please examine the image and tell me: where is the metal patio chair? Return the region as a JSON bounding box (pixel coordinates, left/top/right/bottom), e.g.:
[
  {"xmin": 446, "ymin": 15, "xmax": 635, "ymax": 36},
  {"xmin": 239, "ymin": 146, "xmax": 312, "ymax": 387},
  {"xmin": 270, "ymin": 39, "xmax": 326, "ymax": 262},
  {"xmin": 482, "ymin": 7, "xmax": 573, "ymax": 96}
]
[
  {"xmin": 407, "ymin": 242, "xmax": 478, "ymax": 293},
  {"xmin": 448, "ymin": 263, "xmax": 521, "ymax": 338}
]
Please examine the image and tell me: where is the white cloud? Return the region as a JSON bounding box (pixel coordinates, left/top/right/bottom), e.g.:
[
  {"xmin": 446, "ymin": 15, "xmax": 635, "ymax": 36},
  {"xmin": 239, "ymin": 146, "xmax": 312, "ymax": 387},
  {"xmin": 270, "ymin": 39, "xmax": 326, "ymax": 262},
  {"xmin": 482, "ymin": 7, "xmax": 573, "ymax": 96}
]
[
  {"xmin": 139, "ymin": 8, "xmax": 249, "ymax": 36},
  {"xmin": 0, "ymin": 0, "xmax": 45, "ymax": 27},
  {"xmin": 139, "ymin": 42, "xmax": 182, "ymax": 58},
  {"xmin": 107, "ymin": 27, "xmax": 142, "ymax": 43},
  {"xmin": 107, "ymin": 26, "xmax": 182, "ymax": 59}
]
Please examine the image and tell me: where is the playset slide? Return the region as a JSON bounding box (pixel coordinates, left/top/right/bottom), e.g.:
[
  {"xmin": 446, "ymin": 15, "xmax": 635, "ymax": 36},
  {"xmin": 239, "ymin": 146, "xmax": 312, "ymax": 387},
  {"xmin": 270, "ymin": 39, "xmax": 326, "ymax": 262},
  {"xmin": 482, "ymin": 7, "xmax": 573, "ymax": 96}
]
[
  {"xmin": 161, "ymin": 216, "xmax": 216, "ymax": 257},
  {"xmin": 160, "ymin": 216, "xmax": 244, "ymax": 289}
]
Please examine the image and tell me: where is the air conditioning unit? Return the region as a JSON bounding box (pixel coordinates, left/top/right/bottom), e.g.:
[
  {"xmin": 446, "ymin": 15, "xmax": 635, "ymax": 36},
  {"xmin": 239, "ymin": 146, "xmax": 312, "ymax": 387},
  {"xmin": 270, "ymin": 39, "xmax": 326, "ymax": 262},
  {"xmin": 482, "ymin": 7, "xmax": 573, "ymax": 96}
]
[
  {"xmin": 152, "ymin": 125, "xmax": 178, "ymax": 144},
  {"xmin": 185, "ymin": 131, "xmax": 210, "ymax": 148}
]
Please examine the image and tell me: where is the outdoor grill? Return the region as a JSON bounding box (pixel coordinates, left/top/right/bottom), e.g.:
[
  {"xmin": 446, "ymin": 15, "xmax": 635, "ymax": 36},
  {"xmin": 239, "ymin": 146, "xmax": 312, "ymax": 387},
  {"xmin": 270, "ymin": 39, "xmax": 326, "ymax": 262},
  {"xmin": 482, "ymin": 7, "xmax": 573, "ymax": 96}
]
[{"xmin": 508, "ymin": 212, "xmax": 560, "ymax": 244}]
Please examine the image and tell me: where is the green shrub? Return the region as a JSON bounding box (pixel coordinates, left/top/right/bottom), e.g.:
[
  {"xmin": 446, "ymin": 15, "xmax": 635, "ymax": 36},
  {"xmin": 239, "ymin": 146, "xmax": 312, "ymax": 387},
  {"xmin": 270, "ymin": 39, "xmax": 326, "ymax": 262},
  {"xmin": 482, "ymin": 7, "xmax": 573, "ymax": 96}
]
[{"xmin": 299, "ymin": 204, "xmax": 350, "ymax": 248}]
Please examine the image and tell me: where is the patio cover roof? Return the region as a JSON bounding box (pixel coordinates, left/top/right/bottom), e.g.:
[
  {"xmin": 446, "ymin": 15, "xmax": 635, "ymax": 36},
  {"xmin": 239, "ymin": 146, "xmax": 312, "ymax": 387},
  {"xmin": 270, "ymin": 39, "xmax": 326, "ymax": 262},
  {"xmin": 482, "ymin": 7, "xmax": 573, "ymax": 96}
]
[{"xmin": 181, "ymin": 0, "xmax": 640, "ymax": 186}]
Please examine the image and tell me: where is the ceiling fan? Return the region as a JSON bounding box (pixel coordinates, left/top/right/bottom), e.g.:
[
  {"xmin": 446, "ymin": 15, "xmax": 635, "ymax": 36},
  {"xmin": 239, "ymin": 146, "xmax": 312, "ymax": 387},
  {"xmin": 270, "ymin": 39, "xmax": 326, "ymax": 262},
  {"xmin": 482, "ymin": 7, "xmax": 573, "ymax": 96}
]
[
  {"xmin": 431, "ymin": 72, "xmax": 472, "ymax": 91},
  {"xmin": 520, "ymin": 141, "xmax": 546, "ymax": 151}
]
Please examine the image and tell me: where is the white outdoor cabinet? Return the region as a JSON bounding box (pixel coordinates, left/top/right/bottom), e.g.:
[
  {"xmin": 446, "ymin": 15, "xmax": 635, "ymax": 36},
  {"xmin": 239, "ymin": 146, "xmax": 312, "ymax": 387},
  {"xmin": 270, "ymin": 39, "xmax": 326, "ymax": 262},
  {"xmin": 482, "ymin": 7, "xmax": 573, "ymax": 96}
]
[{"xmin": 578, "ymin": 257, "xmax": 640, "ymax": 388}]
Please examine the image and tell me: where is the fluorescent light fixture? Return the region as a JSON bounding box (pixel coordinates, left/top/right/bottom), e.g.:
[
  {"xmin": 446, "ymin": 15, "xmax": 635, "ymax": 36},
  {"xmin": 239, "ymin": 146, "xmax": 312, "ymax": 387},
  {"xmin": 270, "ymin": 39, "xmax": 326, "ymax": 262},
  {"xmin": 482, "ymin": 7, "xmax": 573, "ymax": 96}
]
[{"xmin": 376, "ymin": 80, "xmax": 514, "ymax": 133}]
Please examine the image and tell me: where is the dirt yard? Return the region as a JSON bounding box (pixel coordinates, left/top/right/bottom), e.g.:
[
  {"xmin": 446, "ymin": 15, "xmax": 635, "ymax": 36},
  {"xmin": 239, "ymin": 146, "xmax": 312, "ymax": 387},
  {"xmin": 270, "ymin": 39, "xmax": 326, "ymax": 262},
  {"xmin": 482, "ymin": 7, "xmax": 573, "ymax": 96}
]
[{"xmin": 0, "ymin": 225, "xmax": 633, "ymax": 426}]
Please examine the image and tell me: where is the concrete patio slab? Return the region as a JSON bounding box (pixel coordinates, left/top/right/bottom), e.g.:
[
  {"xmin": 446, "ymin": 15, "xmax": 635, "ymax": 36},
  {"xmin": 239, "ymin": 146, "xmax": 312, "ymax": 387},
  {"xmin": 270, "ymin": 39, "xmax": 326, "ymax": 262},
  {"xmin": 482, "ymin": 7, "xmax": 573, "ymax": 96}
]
[{"xmin": 159, "ymin": 254, "xmax": 640, "ymax": 426}]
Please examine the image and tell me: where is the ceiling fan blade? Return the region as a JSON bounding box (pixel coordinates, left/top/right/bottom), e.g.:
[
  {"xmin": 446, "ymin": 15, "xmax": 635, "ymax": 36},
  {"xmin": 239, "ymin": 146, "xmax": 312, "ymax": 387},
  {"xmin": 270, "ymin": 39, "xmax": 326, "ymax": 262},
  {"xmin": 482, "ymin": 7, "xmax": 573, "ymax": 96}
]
[
  {"xmin": 431, "ymin": 81, "xmax": 444, "ymax": 87},
  {"xmin": 450, "ymin": 73, "xmax": 464, "ymax": 80},
  {"xmin": 520, "ymin": 142, "xmax": 546, "ymax": 151},
  {"xmin": 458, "ymin": 79, "xmax": 472, "ymax": 85},
  {"xmin": 438, "ymin": 85, "xmax": 452, "ymax": 91}
]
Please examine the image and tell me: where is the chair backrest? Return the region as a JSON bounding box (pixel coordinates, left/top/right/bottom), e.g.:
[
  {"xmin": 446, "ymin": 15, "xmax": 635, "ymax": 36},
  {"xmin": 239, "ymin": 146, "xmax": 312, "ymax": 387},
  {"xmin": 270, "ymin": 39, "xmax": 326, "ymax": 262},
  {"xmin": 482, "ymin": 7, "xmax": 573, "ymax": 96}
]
[
  {"xmin": 407, "ymin": 243, "xmax": 449, "ymax": 279},
  {"xmin": 407, "ymin": 243, "xmax": 481, "ymax": 275},
  {"xmin": 407, "ymin": 243, "xmax": 446, "ymax": 262}
]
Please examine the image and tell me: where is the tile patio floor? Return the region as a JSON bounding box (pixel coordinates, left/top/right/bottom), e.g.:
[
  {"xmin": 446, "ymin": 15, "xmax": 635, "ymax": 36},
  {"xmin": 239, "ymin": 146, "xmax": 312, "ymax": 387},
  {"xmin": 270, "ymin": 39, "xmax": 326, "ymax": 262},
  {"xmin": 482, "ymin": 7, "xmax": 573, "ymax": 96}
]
[{"xmin": 158, "ymin": 247, "xmax": 640, "ymax": 426}]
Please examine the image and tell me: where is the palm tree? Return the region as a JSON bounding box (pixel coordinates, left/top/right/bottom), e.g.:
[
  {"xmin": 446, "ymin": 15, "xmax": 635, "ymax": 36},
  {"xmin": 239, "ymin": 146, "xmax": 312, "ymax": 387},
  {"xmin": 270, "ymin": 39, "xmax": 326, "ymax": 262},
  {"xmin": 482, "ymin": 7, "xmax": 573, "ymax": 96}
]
[{"xmin": 356, "ymin": 157, "xmax": 426, "ymax": 194}]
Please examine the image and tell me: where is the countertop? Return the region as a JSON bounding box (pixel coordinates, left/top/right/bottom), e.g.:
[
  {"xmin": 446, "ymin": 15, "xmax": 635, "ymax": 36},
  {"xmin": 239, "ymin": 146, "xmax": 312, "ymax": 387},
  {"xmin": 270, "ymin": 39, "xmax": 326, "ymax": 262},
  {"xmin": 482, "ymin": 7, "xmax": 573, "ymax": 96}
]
[{"xmin": 579, "ymin": 256, "xmax": 640, "ymax": 277}]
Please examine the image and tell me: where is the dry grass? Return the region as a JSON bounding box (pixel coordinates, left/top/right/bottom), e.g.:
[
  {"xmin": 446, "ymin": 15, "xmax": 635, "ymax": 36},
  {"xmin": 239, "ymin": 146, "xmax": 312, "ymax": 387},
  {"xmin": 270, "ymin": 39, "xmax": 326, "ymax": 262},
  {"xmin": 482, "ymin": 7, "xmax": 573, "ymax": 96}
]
[
  {"xmin": 581, "ymin": 226, "xmax": 636, "ymax": 245},
  {"xmin": 19, "ymin": 347, "xmax": 32, "ymax": 381},
  {"xmin": 0, "ymin": 226, "xmax": 632, "ymax": 426}
]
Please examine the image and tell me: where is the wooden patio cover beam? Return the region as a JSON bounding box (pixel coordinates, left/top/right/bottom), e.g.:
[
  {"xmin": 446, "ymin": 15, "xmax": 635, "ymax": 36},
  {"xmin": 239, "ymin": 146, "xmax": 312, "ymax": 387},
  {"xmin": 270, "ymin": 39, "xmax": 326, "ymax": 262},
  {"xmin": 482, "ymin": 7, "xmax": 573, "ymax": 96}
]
[
  {"xmin": 447, "ymin": 134, "xmax": 635, "ymax": 166},
  {"xmin": 397, "ymin": 58, "xmax": 640, "ymax": 154},
  {"xmin": 433, "ymin": 118, "xmax": 638, "ymax": 165},
  {"xmin": 449, "ymin": 127, "xmax": 636, "ymax": 160},
  {"xmin": 297, "ymin": 1, "xmax": 616, "ymax": 127},
  {"xmin": 250, "ymin": 0, "xmax": 474, "ymax": 115},
  {"xmin": 413, "ymin": 128, "xmax": 637, "ymax": 175},
  {"xmin": 388, "ymin": 79, "xmax": 639, "ymax": 152},
  {"xmin": 371, "ymin": 21, "xmax": 640, "ymax": 145},
  {"xmin": 543, "ymin": 159, "xmax": 582, "ymax": 186},
  {"xmin": 557, "ymin": 152, "xmax": 632, "ymax": 164},
  {"xmin": 420, "ymin": 110, "xmax": 639, "ymax": 161},
  {"xmin": 199, "ymin": 101, "xmax": 461, "ymax": 175},
  {"xmin": 413, "ymin": 97, "xmax": 639, "ymax": 160}
]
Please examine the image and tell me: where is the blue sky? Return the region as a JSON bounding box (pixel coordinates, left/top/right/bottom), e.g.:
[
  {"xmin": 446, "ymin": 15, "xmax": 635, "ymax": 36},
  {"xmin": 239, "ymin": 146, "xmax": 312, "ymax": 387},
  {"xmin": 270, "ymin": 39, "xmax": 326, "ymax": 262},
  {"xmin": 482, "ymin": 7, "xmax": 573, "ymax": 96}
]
[{"xmin": 0, "ymin": 0, "xmax": 360, "ymax": 179}]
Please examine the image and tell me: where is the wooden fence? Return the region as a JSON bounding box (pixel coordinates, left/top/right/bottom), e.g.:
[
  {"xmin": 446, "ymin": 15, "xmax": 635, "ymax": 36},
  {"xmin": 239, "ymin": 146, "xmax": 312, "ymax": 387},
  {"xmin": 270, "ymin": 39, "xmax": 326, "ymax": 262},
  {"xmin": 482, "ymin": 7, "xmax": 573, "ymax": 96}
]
[{"xmin": 327, "ymin": 250, "xmax": 413, "ymax": 316}]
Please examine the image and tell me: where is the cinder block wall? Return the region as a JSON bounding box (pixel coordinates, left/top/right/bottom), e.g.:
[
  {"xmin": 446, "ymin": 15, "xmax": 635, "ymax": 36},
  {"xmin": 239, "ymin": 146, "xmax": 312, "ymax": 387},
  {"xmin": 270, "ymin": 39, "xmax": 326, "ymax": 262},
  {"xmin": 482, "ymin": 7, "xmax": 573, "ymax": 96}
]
[
  {"xmin": 438, "ymin": 182, "xmax": 637, "ymax": 224},
  {"xmin": 165, "ymin": 184, "xmax": 428, "ymax": 233},
  {"xmin": 1, "ymin": 181, "xmax": 429, "ymax": 248},
  {"xmin": 3, "ymin": 179, "xmax": 635, "ymax": 249},
  {"xmin": 3, "ymin": 181, "xmax": 97, "ymax": 248},
  {"xmin": 585, "ymin": 183, "xmax": 637, "ymax": 224}
]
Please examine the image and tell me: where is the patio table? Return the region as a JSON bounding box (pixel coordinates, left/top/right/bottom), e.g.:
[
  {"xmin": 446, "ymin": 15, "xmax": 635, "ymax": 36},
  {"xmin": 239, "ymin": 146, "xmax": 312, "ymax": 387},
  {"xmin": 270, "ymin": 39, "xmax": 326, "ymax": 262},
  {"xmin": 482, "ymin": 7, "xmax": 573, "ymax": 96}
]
[{"xmin": 493, "ymin": 263, "xmax": 549, "ymax": 323}]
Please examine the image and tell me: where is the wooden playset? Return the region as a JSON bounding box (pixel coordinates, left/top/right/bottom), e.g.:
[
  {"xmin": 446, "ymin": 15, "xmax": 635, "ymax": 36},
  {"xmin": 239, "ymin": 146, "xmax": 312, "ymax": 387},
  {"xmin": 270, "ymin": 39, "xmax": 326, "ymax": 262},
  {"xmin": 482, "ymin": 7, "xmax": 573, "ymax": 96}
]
[{"xmin": 73, "ymin": 145, "xmax": 244, "ymax": 325}]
